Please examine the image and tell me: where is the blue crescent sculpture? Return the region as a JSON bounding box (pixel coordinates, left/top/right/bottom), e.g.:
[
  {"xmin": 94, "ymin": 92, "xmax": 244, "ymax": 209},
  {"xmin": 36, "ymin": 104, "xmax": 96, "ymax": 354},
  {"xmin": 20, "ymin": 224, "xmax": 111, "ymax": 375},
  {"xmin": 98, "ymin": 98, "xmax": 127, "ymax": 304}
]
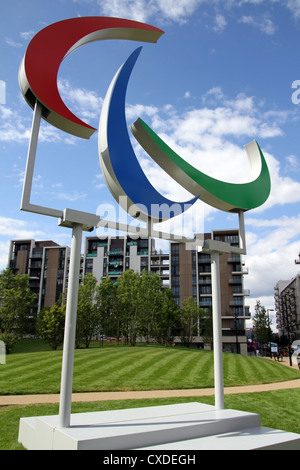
[{"xmin": 98, "ymin": 47, "xmax": 199, "ymax": 222}]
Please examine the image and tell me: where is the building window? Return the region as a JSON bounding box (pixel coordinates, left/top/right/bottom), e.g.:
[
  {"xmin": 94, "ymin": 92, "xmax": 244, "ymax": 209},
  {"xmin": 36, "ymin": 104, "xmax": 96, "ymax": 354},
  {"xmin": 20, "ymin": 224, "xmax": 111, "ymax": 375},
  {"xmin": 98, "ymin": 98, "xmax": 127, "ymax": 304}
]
[
  {"xmin": 200, "ymin": 285, "xmax": 212, "ymax": 295},
  {"xmin": 171, "ymin": 244, "xmax": 179, "ymax": 254},
  {"xmin": 231, "ymin": 275, "xmax": 242, "ymax": 284},
  {"xmin": 232, "ymin": 285, "xmax": 243, "ymax": 294},
  {"xmin": 200, "ymin": 297, "xmax": 212, "ymax": 306},
  {"xmin": 224, "ymin": 235, "xmax": 239, "ymax": 244},
  {"xmin": 199, "ymin": 265, "xmax": 211, "ymax": 273},
  {"xmin": 232, "ymin": 297, "xmax": 243, "ymax": 305},
  {"xmin": 233, "ymin": 306, "xmax": 243, "ymax": 315}
]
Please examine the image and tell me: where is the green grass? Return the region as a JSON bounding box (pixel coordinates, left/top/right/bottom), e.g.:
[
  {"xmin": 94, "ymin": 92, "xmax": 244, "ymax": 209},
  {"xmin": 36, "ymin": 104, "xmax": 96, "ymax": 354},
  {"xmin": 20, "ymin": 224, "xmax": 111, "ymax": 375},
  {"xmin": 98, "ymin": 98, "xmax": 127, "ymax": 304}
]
[
  {"xmin": 1, "ymin": 390, "xmax": 300, "ymax": 450},
  {"xmin": 1, "ymin": 339, "xmax": 299, "ymax": 395},
  {"xmin": 1, "ymin": 339, "xmax": 300, "ymax": 450}
]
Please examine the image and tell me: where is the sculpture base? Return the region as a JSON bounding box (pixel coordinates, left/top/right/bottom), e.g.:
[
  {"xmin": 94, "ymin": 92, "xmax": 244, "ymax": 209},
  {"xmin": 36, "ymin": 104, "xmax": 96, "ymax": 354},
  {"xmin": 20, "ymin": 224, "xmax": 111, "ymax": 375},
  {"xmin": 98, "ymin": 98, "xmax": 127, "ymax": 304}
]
[{"xmin": 18, "ymin": 402, "xmax": 300, "ymax": 450}]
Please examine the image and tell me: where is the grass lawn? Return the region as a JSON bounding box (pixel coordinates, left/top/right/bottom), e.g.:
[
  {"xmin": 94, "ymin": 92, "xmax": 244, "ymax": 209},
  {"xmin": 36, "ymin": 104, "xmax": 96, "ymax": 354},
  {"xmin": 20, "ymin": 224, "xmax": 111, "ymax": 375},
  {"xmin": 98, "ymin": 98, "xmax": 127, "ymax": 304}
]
[
  {"xmin": 1, "ymin": 339, "xmax": 299, "ymax": 395},
  {"xmin": 1, "ymin": 339, "xmax": 300, "ymax": 450},
  {"xmin": 1, "ymin": 389, "xmax": 300, "ymax": 450}
]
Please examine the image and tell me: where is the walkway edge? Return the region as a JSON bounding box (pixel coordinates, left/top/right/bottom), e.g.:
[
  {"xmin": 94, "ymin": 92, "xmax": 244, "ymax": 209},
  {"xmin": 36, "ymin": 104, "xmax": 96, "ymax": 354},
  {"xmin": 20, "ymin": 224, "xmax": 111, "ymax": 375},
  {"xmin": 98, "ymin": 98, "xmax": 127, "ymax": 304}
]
[{"xmin": 1, "ymin": 379, "xmax": 300, "ymax": 406}]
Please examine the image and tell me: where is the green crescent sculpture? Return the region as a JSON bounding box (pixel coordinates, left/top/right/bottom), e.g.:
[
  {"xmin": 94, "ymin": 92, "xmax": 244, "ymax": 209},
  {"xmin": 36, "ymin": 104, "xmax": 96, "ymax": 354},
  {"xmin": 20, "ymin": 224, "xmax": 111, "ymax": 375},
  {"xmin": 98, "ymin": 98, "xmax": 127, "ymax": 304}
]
[{"xmin": 130, "ymin": 118, "xmax": 271, "ymax": 213}]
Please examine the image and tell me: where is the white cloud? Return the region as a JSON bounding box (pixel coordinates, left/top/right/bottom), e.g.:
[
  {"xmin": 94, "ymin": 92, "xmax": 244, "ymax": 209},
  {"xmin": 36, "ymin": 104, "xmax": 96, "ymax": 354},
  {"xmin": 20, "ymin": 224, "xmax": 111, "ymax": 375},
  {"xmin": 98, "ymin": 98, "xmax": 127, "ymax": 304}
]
[
  {"xmin": 155, "ymin": 0, "xmax": 203, "ymax": 23},
  {"xmin": 56, "ymin": 190, "xmax": 88, "ymax": 202},
  {"xmin": 0, "ymin": 216, "xmax": 46, "ymax": 240},
  {"xmin": 5, "ymin": 37, "xmax": 22, "ymax": 48},
  {"xmin": 0, "ymin": 104, "xmax": 64, "ymax": 144},
  {"xmin": 286, "ymin": 0, "xmax": 300, "ymax": 19},
  {"xmin": 20, "ymin": 31, "xmax": 35, "ymax": 41},
  {"xmin": 253, "ymin": 152, "xmax": 300, "ymax": 211},
  {"xmin": 0, "ymin": 79, "xmax": 103, "ymax": 145},
  {"xmin": 0, "ymin": 215, "xmax": 75, "ymax": 271},
  {"xmin": 285, "ymin": 154, "xmax": 300, "ymax": 173},
  {"xmin": 242, "ymin": 213, "xmax": 300, "ymax": 330},
  {"xmin": 213, "ymin": 14, "xmax": 227, "ymax": 32},
  {"xmin": 58, "ymin": 78, "xmax": 103, "ymax": 123},
  {"xmin": 239, "ymin": 15, "xmax": 276, "ymax": 34},
  {"xmin": 72, "ymin": 0, "xmax": 300, "ymax": 26},
  {"xmin": 125, "ymin": 103, "xmax": 159, "ymax": 121},
  {"xmin": 244, "ymin": 215, "xmax": 300, "ymax": 303},
  {"xmin": 83, "ymin": 0, "xmax": 207, "ymax": 24},
  {"xmin": 93, "ymin": 0, "xmax": 154, "ymax": 23}
]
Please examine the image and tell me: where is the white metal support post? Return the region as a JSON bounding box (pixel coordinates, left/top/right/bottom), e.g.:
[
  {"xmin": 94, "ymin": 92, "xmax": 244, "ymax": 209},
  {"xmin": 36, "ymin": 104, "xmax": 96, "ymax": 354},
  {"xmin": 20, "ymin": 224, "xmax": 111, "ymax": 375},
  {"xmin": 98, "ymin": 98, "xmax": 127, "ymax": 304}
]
[
  {"xmin": 207, "ymin": 210, "xmax": 246, "ymax": 410},
  {"xmin": 58, "ymin": 223, "xmax": 83, "ymax": 428},
  {"xmin": 20, "ymin": 100, "xmax": 63, "ymax": 219},
  {"xmin": 211, "ymin": 251, "xmax": 224, "ymax": 410},
  {"xmin": 21, "ymin": 100, "xmax": 42, "ymax": 209}
]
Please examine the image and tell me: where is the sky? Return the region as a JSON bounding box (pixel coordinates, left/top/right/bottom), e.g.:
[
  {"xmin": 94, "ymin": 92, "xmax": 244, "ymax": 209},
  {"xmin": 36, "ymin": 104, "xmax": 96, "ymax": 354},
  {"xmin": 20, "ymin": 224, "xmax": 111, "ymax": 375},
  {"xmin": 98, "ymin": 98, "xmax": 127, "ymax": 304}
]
[{"xmin": 2, "ymin": 0, "xmax": 300, "ymax": 330}]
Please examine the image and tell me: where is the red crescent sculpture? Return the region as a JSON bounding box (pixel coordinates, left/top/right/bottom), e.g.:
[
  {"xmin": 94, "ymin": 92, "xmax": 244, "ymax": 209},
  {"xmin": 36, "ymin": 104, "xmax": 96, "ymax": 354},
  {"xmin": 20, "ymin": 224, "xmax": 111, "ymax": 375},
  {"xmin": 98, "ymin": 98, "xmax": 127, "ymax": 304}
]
[{"xmin": 18, "ymin": 17, "xmax": 164, "ymax": 139}]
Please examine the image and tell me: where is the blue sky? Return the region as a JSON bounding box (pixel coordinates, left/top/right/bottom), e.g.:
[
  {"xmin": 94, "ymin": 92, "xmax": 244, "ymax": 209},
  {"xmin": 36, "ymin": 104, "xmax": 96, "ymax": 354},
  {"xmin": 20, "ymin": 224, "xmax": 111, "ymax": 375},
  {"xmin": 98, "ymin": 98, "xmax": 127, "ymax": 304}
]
[{"xmin": 2, "ymin": 0, "xmax": 300, "ymax": 329}]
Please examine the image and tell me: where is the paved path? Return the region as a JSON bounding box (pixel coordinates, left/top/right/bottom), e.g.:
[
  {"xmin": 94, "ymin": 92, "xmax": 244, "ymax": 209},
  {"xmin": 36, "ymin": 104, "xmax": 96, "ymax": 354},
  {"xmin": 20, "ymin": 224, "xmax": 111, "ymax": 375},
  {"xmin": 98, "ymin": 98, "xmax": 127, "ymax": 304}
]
[
  {"xmin": 1, "ymin": 379, "xmax": 300, "ymax": 406},
  {"xmin": 1, "ymin": 356, "xmax": 298, "ymax": 407}
]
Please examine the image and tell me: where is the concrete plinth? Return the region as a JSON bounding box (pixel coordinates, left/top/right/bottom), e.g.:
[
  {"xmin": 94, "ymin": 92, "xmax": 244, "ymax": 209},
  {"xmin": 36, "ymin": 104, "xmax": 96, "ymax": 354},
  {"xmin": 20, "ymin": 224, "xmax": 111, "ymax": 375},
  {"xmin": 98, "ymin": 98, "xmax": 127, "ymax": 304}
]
[{"xmin": 18, "ymin": 402, "xmax": 300, "ymax": 450}]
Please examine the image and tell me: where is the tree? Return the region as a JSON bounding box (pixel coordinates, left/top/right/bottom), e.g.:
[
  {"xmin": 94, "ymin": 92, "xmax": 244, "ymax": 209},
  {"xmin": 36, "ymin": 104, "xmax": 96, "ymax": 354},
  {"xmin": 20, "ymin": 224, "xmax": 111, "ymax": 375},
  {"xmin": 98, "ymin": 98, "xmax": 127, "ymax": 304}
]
[
  {"xmin": 138, "ymin": 270, "xmax": 163, "ymax": 343},
  {"xmin": 38, "ymin": 302, "xmax": 65, "ymax": 350},
  {"xmin": 201, "ymin": 307, "xmax": 213, "ymax": 350},
  {"xmin": 116, "ymin": 270, "xmax": 141, "ymax": 345},
  {"xmin": 96, "ymin": 270, "xmax": 180, "ymax": 346},
  {"xmin": 95, "ymin": 276, "xmax": 118, "ymax": 338},
  {"xmin": 180, "ymin": 297, "xmax": 202, "ymax": 347},
  {"xmin": 157, "ymin": 287, "xmax": 180, "ymax": 345},
  {"xmin": 76, "ymin": 273, "xmax": 99, "ymax": 348},
  {"xmin": 0, "ymin": 268, "xmax": 36, "ymax": 353},
  {"xmin": 252, "ymin": 300, "xmax": 272, "ymax": 354}
]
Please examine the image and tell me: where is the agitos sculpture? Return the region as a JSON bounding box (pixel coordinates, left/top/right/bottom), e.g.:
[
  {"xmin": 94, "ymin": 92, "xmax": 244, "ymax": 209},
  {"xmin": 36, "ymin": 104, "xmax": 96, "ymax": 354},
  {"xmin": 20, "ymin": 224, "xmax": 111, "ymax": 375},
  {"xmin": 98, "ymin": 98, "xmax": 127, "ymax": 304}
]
[{"xmin": 17, "ymin": 17, "xmax": 275, "ymax": 450}]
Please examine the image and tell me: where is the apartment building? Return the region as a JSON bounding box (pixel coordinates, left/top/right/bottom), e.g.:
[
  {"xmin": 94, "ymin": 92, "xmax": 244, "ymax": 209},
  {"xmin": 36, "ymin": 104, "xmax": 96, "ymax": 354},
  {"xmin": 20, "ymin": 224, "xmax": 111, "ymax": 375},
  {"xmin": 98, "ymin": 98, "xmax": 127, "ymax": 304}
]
[
  {"xmin": 170, "ymin": 230, "xmax": 250, "ymax": 354},
  {"xmin": 84, "ymin": 235, "xmax": 170, "ymax": 285},
  {"xmin": 8, "ymin": 239, "xmax": 71, "ymax": 314},
  {"xmin": 274, "ymin": 276, "xmax": 300, "ymax": 341},
  {"xmin": 7, "ymin": 231, "xmax": 250, "ymax": 353},
  {"xmin": 83, "ymin": 229, "xmax": 250, "ymax": 354}
]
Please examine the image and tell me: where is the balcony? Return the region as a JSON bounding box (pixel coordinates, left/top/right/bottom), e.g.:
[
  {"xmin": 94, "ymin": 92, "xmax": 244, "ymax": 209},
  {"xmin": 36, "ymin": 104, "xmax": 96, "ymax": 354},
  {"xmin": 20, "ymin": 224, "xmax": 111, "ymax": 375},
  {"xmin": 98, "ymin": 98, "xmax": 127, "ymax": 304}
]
[
  {"xmin": 229, "ymin": 277, "xmax": 242, "ymax": 285},
  {"xmin": 232, "ymin": 289, "xmax": 250, "ymax": 296},
  {"xmin": 30, "ymin": 250, "xmax": 43, "ymax": 259},
  {"xmin": 199, "ymin": 278, "xmax": 211, "ymax": 285},
  {"xmin": 222, "ymin": 309, "xmax": 250, "ymax": 319},
  {"xmin": 227, "ymin": 254, "xmax": 241, "ymax": 263},
  {"xmin": 230, "ymin": 300, "xmax": 244, "ymax": 307},
  {"xmin": 109, "ymin": 260, "xmax": 123, "ymax": 267},
  {"xmin": 108, "ymin": 250, "xmax": 124, "ymax": 255},
  {"xmin": 232, "ymin": 267, "xmax": 248, "ymax": 274},
  {"xmin": 199, "ymin": 299, "xmax": 213, "ymax": 307},
  {"xmin": 198, "ymin": 267, "xmax": 211, "ymax": 274}
]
